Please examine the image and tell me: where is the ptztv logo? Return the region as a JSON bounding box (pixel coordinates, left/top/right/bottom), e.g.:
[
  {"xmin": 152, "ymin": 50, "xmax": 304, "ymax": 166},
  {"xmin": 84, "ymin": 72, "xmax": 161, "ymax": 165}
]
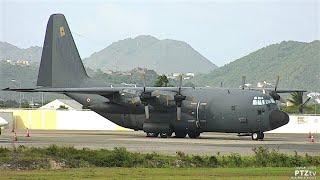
[{"xmin": 293, "ymin": 167, "xmax": 316, "ymax": 179}]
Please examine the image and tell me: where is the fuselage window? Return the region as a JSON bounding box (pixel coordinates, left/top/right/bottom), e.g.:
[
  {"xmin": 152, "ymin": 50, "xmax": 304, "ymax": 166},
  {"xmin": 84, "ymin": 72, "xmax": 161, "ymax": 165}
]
[
  {"xmin": 253, "ymin": 97, "xmax": 264, "ymax": 105},
  {"xmin": 253, "ymin": 96, "xmax": 276, "ymax": 106}
]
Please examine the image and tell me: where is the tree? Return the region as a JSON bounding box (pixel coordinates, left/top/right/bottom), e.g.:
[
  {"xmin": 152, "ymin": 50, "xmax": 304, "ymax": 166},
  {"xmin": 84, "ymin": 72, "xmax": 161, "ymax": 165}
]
[{"xmin": 154, "ymin": 75, "xmax": 169, "ymax": 87}]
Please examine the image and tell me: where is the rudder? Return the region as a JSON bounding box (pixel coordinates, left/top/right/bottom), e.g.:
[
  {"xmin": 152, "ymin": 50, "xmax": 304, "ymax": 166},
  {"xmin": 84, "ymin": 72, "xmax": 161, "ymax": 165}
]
[{"xmin": 37, "ymin": 14, "xmax": 88, "ymax": 88}]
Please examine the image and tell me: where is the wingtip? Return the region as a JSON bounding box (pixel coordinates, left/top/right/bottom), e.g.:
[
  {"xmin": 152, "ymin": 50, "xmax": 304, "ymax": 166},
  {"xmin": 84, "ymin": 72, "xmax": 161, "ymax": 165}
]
[{"xmin": 1, "ymin": 87, "xmax": 10, "ymax": 91}]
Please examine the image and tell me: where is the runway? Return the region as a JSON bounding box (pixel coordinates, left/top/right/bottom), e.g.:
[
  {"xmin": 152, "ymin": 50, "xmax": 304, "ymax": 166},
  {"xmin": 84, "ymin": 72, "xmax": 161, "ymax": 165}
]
[{"xmin": 0, "ymin": 130, "xmax": 319, "ymax": 155}]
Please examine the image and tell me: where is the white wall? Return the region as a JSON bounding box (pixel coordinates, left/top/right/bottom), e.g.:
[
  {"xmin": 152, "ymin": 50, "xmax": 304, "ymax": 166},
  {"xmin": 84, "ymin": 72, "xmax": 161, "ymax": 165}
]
[
  {"xmin": 56, "ymin": 110, "xmax": 129, "ymax": 131},
  {"xmin": 267, "ymin": 115, "xmax": 320, "ymax": 133}
]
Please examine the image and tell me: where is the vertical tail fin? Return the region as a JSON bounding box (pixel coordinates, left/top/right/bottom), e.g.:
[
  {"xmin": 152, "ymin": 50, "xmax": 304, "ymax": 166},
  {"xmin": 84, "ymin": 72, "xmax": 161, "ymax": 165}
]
[{"xmin": 37, "ymin": 14, "xmax": 88, "ymax": 88}]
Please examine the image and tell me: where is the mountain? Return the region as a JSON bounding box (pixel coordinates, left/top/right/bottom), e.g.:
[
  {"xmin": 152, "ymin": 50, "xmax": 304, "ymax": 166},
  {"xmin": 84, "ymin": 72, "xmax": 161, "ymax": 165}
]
[
  {"xmin": 84, "ymin": 35, "xmax": 217, "ymax": 74},
  {"xmin": 0, "ymin": 42, "xmax": 42, "ymax": 62},
  {"xmin": 192, "ymin": 40, "xmax": 320, "ymax": 91}
]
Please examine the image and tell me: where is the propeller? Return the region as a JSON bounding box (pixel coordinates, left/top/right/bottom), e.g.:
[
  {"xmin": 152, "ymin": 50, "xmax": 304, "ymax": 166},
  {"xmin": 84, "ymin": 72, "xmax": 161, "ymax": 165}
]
[
  {"xmin": 301, "ymin": 97, "xmax": 311, "ymax": 107},
  {"xmin": 174, "ymin": 75, "xmax": 186, "ymax": 120},
  {"xmin": 298, "ymin": 97, "xmax": 311, "ymax": 113},
  {"xmin": 139, "ymin": 72, "xmax": 153, "ymax": 120},
  {"xmin": 274, "ymin": 75, "xmax": 279, "ymax": 91},
  {"xmin": 268, "ymin": 76, "xmax": 286, "ymax": 103}
]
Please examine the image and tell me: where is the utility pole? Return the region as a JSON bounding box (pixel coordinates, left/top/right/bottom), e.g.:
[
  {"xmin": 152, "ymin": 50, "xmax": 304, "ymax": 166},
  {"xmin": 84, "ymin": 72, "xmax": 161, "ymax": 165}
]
[
  {"xmin": 11, "ymin": 79, "xmax": 21, "ymax": 108},
  {"xmin": 41, "ymin": 92, "xmax": 44, "ymax": 106}
]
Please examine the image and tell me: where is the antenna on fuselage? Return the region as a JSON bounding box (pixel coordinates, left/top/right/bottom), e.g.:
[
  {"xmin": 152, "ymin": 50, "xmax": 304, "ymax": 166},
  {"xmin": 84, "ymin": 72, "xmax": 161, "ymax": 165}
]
[{"xmin": 242, "ymin": 76, "xmax": 246, "ymax": 90}]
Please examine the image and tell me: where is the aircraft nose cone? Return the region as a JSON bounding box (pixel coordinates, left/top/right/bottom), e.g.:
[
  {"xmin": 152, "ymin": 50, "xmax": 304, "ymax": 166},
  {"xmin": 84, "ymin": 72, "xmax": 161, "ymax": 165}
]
[{"xmin": 269, "ymin": 110, "xmax": 289, "ymax": 129}]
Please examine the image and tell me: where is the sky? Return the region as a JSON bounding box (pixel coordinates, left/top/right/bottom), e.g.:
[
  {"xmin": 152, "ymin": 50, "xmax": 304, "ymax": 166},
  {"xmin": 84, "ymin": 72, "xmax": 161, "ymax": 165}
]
[{"xmin": 0, "ymin": 0, "xmax": 319, "ymax": 66}]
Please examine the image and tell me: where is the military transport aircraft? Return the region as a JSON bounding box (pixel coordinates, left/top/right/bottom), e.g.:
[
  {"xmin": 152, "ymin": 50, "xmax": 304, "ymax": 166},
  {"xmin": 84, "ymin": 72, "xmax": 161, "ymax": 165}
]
[{"xmin": 3, "ymin": 14, "xmax": 306, "ymax": 140}]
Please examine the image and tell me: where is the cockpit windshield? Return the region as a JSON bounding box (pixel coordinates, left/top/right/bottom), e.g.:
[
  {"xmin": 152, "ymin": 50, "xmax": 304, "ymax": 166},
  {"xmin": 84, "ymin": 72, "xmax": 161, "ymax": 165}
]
[{"xmin": 252, "ymin": 96, "xmax": 276, "ymax": 106}]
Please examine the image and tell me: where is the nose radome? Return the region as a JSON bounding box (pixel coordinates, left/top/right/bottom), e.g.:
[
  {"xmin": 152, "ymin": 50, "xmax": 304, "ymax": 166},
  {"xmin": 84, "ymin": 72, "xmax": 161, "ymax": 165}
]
[{"xmin": 269, "ymin": 110, "xmax": 289, "ymax": 129}]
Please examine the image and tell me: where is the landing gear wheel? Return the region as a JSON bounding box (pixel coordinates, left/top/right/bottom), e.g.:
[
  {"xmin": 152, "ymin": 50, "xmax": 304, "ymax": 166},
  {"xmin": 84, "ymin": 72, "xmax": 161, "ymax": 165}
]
[
  {"xmin": 175, "ymin": 131, "xmax": 187, "ymax": 138},
  {"xmin": 160, "ymin": 132, "xmax": 168, "ymax": 138},
  {"xmin": 167, "ymin": 131, "xmax": 173, "ymax": 137},
  {"xmin": 146, "ymin": 132, "xmax": 159, "ymax": 137},
  {"xmin": 251, "ymin": 132, "xmax": 258, "ymax": 140},
  {"xmin": 188, "ymin": 131, "xmax": 200, "ymax": 138},
  {"xmin": 259, "ymin": 132, "xmax": 264, "ymax": 140},
  {"xmin": 251, "ymin": 132, "xmax": 264, "ymax": 140}
]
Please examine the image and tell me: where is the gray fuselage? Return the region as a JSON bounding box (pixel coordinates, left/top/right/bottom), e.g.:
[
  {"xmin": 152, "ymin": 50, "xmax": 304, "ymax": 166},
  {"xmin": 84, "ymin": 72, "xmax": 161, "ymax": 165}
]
[{"xmin": 66, "ymin": 87, "xmax": 289, "ymax": 134}]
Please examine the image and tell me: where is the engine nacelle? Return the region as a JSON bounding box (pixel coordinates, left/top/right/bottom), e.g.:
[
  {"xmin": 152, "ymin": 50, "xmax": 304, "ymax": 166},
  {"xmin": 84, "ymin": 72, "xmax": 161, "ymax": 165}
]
[{"xmin": 89, "ymin": 103, "xmax": 144, "ymax": 114}]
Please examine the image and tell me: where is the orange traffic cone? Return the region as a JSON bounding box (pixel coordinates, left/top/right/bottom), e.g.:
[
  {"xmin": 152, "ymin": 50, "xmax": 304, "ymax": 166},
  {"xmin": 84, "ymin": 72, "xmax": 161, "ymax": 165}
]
[
  {"xmin": 311, "ymin": 135, "xmax": 315, "ymax": 143},
  {"xmin": 26, "ymin": 128, "xmax": 30, "ymax": 137},
  {"xmin": 13, "ymin": 132, "xmax": 17, "ymax": 141}
]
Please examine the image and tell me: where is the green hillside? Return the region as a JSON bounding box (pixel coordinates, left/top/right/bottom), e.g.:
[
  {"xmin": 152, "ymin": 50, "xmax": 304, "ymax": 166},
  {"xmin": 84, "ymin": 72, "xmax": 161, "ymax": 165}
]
[{"xmin": 192, "ymin": 40, "xmax": 320, "ymax": 91}]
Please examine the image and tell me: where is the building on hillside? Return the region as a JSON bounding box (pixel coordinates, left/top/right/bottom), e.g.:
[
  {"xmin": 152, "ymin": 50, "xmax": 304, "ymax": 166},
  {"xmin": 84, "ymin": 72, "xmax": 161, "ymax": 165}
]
[
  {"xmin": 168, "ymin": 72, "xmax": 195, "ymax": 80},
  {"xmin": 16, "ymin": 60, "xmax": 30, "ymax": 66},
  {"xmin": 40, "ymin": 99, "xmax": 83, "ymax": 110}
]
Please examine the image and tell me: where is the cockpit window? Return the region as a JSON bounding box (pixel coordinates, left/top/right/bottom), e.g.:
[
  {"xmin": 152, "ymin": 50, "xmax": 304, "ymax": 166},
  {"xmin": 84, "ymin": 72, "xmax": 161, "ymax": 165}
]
[{"xmin": 252, "ymin": 96, "xmax": 275, "ymax": 105}]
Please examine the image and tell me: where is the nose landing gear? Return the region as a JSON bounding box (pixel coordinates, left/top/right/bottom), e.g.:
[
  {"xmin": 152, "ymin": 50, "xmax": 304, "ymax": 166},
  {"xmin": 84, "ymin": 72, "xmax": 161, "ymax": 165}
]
[{"xmin": 251, "ymin": 132, "xmax": 264, "ymax": 140}]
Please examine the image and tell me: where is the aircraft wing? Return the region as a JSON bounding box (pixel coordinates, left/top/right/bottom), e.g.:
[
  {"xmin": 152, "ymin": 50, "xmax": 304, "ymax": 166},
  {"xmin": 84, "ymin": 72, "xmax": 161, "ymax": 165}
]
[
  {"xmin": 2, "ymin": 87, "xmax": 183, "ymax": 95},
  {"xmin": 250, "ymin": 87, "xmax": 306, "ymax": 93}
]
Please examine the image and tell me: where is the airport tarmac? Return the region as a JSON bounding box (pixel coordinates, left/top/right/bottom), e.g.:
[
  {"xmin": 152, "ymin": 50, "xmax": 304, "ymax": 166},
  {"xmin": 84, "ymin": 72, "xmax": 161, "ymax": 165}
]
[{"xmin": 0, "ymin": 130, "xmax": 319, "ymax": 155}]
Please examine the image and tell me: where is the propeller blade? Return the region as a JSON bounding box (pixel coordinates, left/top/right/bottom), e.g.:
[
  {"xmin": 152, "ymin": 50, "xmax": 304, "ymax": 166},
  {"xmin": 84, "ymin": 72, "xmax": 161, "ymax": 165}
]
[
  {"xmin": 177, "ymin": 106, "xmax": 181, "ymax": 120},
  {"xmin": 178, "ymin": 74, "xmax": 182, "ymax": 94},
  {"xmin": 142, "ymin": 72, "xmax": 146, "ymax": 92},
  {"xmin": 275, "ymin": 76, "xmax": 280, "ymax": 91},
  {"xmin": 174, "ymin": 75, "xmax": 185, "ymax": 121},
  {"xmin": 301, "ymin": 97, "xmax": 311, "ymax": 107},
  {"xmin": 242, "ymin": 76, "xmax": 246, "ymax": 90},
  {"xmin": 144, "ymin": 105, "xmax": 150, "ymax": 119}
]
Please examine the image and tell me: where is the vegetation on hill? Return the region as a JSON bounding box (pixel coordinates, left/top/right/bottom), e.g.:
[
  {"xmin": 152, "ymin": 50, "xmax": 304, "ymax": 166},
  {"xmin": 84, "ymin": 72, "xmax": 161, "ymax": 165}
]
[{"xmin": 192, "ymin": 40, "xmax": 320, "ymax": 92}]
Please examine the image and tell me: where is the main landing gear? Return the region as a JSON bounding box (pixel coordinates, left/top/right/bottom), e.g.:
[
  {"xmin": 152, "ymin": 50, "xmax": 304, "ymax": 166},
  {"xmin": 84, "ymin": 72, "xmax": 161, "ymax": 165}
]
[
  {"xmin": 251, "ymin": 132, "xmax": 264, "ymax": 140},
  {"xmin": 187, "ymin": 131, "xmax": 200, "ymax": 138},
  {"xmin": 146, "ymin": 132, "xmax": 159, "ymax": 137},
  {"xmin": 146, "ymin": 131, "xmax": 201, "ymax": 139},
  {"xmin": 175, "ymin": 131, "xmax": 187, "ymax": 138},
  {"xmin": 146, "ymin": 131, "xmax": 173, "ymax": 138}
]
